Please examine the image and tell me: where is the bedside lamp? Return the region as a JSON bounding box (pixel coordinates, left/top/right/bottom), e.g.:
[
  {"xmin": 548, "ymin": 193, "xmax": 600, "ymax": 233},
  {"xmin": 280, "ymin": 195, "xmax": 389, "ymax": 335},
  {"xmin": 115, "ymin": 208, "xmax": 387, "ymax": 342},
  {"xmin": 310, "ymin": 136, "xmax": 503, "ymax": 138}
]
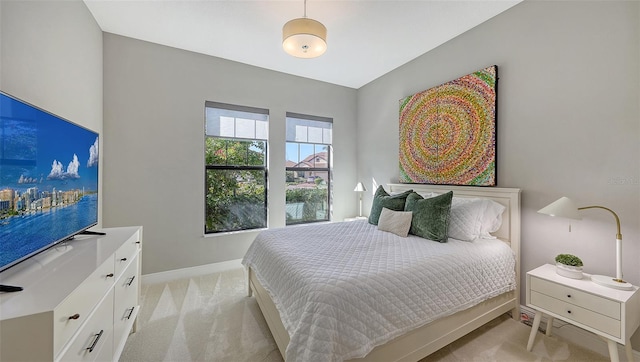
[
  {"xmin": 354, "ymin": 182, "xmax": 367, "ymax": 217},
  {"xmin": 538, "ymin": 197, "xmax": 633, "ymax": 290}
]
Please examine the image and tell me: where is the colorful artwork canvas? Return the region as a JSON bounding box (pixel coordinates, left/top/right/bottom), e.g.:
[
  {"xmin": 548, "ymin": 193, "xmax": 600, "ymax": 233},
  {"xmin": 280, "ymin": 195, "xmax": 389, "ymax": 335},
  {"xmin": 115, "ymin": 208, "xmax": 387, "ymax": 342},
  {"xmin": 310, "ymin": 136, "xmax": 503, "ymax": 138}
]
[{"xmin": 399, "ymin": 65, "xmax": 497, "ymax": 186}]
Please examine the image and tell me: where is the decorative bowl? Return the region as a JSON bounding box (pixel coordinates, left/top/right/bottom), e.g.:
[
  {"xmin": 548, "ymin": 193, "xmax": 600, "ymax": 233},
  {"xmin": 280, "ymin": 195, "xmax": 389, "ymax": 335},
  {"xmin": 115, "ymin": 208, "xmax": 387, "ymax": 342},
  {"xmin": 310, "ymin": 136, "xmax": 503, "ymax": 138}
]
[{"xmin": 555, "ymin": 262, "xmax": 583, "ymax": 279}]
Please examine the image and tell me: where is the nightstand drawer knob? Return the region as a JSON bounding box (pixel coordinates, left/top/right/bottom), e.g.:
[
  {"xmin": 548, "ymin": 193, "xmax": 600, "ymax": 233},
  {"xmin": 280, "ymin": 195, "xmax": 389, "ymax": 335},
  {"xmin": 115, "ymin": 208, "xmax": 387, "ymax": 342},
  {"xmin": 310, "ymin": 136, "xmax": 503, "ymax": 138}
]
[
  {"xmin": 567, "ymin": 294, "xmax": 571, "ymax": 298},
  {"xmin": 567, "ymin": 310, "xmax": 572, "ymax": 314}
]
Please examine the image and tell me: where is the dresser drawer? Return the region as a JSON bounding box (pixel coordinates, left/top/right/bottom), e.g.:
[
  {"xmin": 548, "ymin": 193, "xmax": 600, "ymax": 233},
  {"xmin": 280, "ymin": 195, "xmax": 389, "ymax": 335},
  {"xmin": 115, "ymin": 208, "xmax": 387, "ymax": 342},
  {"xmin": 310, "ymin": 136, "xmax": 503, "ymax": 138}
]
[
  {"xmin": 113, "ymin": 253, "xmax": 140, "ymax": 348},
  {"xmin": 56, "ymin": 288, "xmax": 115, "ymax": 362},
  {"xmin": 114, "ymin": 230, "xmax": 140, "ymax": 278},
  {"xmin": 530, "ymin": 290, "xmax": 621, "ymax": 338},
  {"xmin": 53, "ymin": 256, "xmax": 114, "ymax": 356},
  {"xmin": 530, "ymin": 277, "xmax": 620, "ymax": 319}
]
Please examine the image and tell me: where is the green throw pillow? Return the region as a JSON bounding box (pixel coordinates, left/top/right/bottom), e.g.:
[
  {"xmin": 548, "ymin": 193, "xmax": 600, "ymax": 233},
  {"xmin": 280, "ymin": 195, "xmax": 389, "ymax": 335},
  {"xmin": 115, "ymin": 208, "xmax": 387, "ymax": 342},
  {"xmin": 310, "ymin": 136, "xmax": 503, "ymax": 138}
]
[
  {"xmin": 368, "ymin": 186, "xmax": 413, "ymax": 225},
  {"xmin": 404, "ymin": 192, "xmax": 423, "ymax": 212},
  {"xmin": 405, "ymin": 191, "xmax": 453, "ymax": 242}
]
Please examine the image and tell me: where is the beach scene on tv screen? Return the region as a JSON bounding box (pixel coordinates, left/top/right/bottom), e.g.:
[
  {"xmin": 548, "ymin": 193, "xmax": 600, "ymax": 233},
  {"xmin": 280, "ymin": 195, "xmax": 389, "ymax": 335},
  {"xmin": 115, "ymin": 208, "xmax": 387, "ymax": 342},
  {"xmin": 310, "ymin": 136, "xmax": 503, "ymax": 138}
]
[{"xmin": 0, "ymin": 94, "xmax": 99, "ymax": 270}]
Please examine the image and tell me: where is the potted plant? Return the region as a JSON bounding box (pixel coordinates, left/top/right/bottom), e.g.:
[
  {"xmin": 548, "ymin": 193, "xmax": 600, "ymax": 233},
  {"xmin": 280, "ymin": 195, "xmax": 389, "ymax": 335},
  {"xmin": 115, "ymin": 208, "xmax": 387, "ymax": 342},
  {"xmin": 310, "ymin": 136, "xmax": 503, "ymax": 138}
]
[{"xmin": 555, "ymin": 254, "xmax": 583, "ymax": 279}]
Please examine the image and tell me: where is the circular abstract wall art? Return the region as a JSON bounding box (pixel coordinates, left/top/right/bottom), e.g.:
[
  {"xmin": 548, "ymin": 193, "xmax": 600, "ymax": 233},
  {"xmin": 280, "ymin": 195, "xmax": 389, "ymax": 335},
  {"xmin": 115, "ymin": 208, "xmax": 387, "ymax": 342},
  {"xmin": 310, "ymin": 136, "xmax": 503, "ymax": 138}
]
[{"xmin": 399, "ymin": 65, "xmax": 496, "ymax": 186}]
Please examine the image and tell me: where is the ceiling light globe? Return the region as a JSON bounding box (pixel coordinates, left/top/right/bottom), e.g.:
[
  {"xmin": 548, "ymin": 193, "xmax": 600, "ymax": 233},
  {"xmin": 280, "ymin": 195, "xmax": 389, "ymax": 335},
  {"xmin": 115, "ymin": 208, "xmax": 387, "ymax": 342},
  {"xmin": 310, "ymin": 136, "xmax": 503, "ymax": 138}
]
[{"xmin": 282, "ymin": 18, "xmax": 327, "ymax": 58}]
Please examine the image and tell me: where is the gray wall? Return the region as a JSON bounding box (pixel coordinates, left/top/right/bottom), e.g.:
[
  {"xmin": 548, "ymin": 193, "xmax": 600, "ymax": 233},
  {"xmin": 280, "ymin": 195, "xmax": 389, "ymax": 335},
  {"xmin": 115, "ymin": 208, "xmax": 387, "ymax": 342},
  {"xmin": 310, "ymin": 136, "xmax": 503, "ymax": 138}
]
[
  {"xmin": 357, "ymin": 0, "xmax": 639, "ymax": 345},
  {"xmin": 0, "ymin": 0, "xmax": 103, "ymax": 224},
  {"xmin": 102, "ymin": 34, "xmax": 358, "ymax": 275}
]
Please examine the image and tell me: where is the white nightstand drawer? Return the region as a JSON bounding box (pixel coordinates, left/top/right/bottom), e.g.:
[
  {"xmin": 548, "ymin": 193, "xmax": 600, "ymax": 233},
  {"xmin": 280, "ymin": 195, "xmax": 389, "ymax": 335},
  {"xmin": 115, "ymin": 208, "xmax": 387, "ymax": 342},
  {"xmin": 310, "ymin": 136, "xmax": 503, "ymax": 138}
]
[
  {"xmin": 530, "ymin": 290, "xmax": 620, "ymax": 338},
  {"xmin": 531, "ymin": 277, "xmax": 620, "ymax": 320}
]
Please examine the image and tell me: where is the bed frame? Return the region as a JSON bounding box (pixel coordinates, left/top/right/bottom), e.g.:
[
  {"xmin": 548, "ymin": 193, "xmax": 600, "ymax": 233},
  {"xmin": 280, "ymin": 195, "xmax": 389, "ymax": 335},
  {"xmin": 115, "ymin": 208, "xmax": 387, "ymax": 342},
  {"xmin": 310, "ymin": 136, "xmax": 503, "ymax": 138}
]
[{"xmin": 247, "ymin": 184, "xmax": 521, "ymax": 361}]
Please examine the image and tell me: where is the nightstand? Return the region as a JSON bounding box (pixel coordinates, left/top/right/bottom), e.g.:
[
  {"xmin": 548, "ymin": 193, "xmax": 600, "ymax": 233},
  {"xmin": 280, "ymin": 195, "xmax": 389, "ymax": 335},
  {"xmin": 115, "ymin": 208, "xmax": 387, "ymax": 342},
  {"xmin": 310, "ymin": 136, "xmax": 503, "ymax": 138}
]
[
  {"xmin": 526, "ymin": 264, "xmax": 640, "ymax": 362},
  {"xmin": 344, "ymin": 216, "xmax": 367, "ymax": 222}
]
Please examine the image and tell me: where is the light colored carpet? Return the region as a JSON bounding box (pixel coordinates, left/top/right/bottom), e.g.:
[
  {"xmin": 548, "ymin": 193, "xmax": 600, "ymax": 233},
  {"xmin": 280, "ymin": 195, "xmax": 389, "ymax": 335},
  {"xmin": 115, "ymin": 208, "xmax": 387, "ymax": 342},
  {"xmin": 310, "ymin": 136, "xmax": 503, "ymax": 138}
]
[{"xmin": 120, "ymin": 267, "xmax": 608, "ymax": 362}]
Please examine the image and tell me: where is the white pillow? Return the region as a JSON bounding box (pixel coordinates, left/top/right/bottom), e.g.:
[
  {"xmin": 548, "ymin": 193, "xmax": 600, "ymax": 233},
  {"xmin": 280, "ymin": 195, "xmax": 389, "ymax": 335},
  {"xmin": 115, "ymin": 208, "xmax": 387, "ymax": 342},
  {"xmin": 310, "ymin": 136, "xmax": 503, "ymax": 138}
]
[
  {"xmin": 377, "ymin": 207, "xmax": 413, "ymax": 237},
  {"xmin": 480, "ymin": 200, "xmax": 506, "ymax": 238},
  {"xmin": 448, "ymin": 198, "xmax": 484, "ymax": 241},
  {"xmin": 416, "ymin": 191, "xmax": 437, "ymax": 199},
  {"xmin": 448, "ymin": 198, "xmax": 505, "ymax": 241}
]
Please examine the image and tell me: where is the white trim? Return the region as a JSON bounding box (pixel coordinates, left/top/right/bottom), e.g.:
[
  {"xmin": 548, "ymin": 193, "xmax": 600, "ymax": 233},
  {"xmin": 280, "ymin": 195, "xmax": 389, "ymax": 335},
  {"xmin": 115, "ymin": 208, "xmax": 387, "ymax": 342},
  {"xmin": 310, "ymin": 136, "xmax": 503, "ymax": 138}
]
[
  {"xmin": 141, "ymin": 259, "xmax": 243, "ymax": 285},
  {"xmin": 203, "ymin": 228, "xmax": 264, "ymax": 238},
  {"xmin": 520, "ymin": 305, "xmax": 639, "ymax": 359}
]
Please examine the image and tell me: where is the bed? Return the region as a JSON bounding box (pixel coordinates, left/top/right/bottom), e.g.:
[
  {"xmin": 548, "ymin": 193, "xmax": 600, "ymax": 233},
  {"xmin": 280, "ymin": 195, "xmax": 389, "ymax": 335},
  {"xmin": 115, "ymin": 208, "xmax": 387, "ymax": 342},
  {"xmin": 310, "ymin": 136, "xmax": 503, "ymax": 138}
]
[{"xmin": 243, "ymin": 184, "xmax": 521, "ymax": 362}]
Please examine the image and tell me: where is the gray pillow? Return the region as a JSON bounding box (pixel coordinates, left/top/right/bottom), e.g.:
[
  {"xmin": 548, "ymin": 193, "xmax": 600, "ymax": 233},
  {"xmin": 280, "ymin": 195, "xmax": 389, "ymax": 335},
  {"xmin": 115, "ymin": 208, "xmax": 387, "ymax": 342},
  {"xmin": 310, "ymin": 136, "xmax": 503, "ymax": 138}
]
[
  {"xmin": 368, "ymin": 186, "xmax": 413, "ymax": 225},
  {"xmin": 377, "ymin": 207, "xmax": 413, "ymax": 237},
  {"xmin": 404, "ymin": 191, "xmax": 453, "ymax": 242}
]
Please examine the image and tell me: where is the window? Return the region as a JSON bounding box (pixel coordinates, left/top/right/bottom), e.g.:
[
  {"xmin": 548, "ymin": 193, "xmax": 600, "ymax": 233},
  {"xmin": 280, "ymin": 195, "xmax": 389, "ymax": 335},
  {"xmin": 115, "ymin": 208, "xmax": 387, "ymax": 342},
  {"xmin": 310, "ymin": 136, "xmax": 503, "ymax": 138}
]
[
  {"xmin": 205, "ymin": 102, "xmax": 268, "ymax": 233},
  {"xmin": 285, "ymin": 113, "xmax": 332, "ymax": 225}
]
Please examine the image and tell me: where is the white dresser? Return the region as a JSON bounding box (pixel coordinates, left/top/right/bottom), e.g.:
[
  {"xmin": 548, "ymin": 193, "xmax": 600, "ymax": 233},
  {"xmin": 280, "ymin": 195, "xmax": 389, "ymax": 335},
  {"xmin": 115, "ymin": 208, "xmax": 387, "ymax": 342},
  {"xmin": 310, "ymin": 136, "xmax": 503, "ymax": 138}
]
[
  {"xmin": 0, "ymin": 226, "xmax": 142, "ymax": 361},
  {"xmin": 526, "ymin": 263, "xmax": 640, "ymax": 362}
]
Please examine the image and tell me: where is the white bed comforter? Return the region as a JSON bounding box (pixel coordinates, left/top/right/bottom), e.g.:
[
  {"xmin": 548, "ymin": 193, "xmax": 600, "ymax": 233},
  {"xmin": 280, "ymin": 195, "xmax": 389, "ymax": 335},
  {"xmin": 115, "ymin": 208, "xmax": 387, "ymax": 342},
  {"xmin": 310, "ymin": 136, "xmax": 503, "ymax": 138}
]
[{"xmin": 242, "ymin": 220, "xmax": 516, "ymax": 362}]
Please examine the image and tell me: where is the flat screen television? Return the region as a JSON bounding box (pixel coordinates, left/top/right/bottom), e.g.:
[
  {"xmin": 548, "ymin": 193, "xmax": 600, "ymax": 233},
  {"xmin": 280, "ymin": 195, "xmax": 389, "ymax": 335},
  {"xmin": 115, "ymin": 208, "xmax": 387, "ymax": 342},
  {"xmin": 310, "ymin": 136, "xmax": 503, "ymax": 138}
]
[{"xmin": 0, "ymin": 91, "xmax": 99, "ymax": 273}]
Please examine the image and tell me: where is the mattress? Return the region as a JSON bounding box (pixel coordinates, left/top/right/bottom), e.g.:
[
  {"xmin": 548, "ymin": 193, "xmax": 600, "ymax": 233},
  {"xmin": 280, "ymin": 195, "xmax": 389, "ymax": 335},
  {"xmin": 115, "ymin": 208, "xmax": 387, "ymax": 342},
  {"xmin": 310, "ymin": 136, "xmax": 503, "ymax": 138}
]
[{"xmin": 242, "ymin": 220, "xmax": 516, "ymax": 362}]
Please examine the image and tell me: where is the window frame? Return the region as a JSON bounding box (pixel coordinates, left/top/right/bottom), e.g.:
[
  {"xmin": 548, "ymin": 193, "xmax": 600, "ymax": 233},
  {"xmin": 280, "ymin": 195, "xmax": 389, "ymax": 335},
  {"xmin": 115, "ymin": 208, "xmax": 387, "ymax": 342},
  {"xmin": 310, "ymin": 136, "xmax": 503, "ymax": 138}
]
[
  {"xmin": 204, "ymin": 101, "xmax": 269, "ymax": 234},
  {"xmin": 285, "ymin": 112, "xmax": 333, "ymax": 226}
]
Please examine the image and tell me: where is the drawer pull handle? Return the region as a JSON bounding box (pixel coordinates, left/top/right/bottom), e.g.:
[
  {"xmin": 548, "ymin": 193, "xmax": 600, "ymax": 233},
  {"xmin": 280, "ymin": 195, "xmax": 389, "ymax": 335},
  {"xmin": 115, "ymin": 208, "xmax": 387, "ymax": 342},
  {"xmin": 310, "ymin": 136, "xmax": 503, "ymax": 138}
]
[
  {"xmin": 68, "ymin": 314, "xmax": 80, "ymax": 320},
  {"xmin": 87, "ymin": 329, "xmax": 104, "ymax": 353},
  {"xmin": 126, "ymin": 275, "xmax": 136, "ymax": 286},
  {"xmin": 567, "ymin": 294, "xmax": 572, "ymax": 298},
  {"xmin": 120, "ymin": 257, "xmax": 127, "ymax": 262},
  {"xmin": 136, "ymin": 241, "xmax": 141, "ymax": 244},
  {"xmin": 567, "ymin": 310, "xmax": 572, "ymax": 314},
  {"xmin": 106, "ymin": 273, "xmax": 114, "ymax": 278},
  {"xmin": 126, "ymin": 307, "xmax": 135, "ymax": 320}
]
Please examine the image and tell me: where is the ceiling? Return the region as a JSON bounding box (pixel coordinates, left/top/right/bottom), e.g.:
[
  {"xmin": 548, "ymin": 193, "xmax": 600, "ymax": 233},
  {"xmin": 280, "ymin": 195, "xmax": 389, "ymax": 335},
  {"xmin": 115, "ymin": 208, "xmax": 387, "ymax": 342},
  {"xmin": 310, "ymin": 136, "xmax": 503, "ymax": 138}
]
[{"xmin": 83, "ymin": 0, "xmax": 521, "ymax": 89}]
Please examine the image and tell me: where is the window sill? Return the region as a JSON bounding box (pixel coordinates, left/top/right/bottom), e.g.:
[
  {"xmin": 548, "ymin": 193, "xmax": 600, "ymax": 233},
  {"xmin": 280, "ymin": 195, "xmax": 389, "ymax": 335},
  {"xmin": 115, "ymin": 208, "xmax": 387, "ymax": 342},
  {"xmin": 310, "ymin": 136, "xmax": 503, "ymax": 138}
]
[{"xmin": 203, "ymin": 228, "xmax": 267, "ymax": 238}]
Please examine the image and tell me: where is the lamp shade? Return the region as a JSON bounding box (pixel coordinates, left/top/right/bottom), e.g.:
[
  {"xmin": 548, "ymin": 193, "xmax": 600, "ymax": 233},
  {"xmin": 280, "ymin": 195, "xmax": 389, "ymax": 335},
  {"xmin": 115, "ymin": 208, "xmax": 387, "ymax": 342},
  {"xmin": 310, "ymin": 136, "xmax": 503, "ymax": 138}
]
[
  {"xmin": 537, "ymin": 197, "xmax": 581, "ymax": 220},
  {"xmin": 282, "ymin": 18, "xmax": 327, "ymax": 58},
  {"xmin": 354, "ymin": 182, "xmax": 366, "ymax": 192}
]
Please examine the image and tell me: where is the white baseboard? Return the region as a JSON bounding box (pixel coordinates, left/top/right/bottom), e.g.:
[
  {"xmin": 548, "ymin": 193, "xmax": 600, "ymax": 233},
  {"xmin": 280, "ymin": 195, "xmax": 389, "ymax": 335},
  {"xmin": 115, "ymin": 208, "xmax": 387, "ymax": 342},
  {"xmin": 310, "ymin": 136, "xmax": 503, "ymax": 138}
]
[
  {"xmin": 141, "ymin": 259, "xmax": 243, "ymax": 285},
  {"xmin": 520, "ymin": 305, "xmax": 640, "ymax": 359}
]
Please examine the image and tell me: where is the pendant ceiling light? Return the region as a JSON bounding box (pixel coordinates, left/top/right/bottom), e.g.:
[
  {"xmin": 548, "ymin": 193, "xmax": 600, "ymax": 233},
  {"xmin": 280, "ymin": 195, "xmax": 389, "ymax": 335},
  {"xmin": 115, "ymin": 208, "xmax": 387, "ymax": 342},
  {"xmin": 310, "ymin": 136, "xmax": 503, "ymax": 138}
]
[{"xmin": 282, "ymin": 0, "xmax": 327, "ymax": 58}]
